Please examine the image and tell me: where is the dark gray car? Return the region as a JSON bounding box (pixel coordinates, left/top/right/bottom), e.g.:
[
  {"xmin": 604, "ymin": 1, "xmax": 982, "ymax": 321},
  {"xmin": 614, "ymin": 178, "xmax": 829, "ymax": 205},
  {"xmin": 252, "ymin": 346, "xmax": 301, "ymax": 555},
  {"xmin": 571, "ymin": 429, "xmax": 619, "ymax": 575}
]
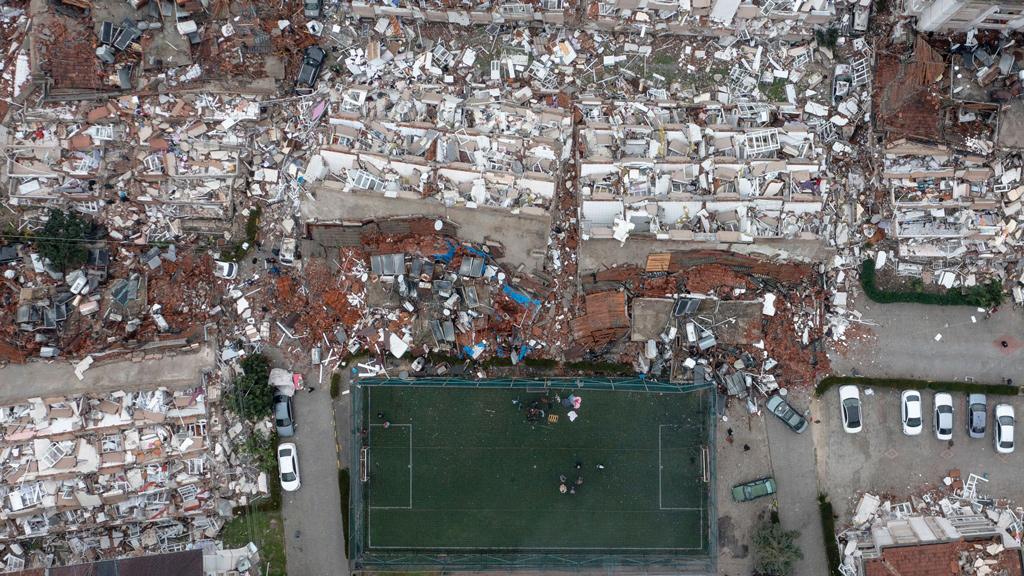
[
  {"xmin": 766, "ymin": 395, "xmax": 808, "ymax": 433},
  {"xmin": 273, "ymin": 394, "xmax": 295, "ymax": 437},
  {"xmin": 296, "ymin": 46, "xmax": 326, "ymax": 94},
  {"xmin": 967, "ymin": 393, "xmax": 986, "ymax": 439}
]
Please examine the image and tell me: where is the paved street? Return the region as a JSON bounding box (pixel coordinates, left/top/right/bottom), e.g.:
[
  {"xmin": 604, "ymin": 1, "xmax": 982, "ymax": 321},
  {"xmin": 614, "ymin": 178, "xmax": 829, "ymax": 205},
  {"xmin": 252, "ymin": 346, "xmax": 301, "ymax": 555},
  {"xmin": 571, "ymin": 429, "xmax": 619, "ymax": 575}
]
[
  {"xmin": 279, "ymin": 366, "xmax": 348, "ymax": 576},
  {"xmin": 830, "ymin": 297, "xmax": 1024, "ymax": 382},
  {"xmin": 763, "ymin": 388, "xmax": 827, "ymax": 576},
  {"xmin": 716, "ymin": 401, "xmax": 773, "ymax": 576}
]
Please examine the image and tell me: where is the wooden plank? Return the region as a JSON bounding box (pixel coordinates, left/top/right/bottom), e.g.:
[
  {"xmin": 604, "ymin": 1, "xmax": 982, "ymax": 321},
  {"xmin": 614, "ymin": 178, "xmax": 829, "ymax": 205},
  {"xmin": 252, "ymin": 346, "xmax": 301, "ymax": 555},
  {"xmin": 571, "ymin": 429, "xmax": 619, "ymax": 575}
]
[{"xmin": 646, "ymin": 252, "xmax": 671, "ymax": 272}]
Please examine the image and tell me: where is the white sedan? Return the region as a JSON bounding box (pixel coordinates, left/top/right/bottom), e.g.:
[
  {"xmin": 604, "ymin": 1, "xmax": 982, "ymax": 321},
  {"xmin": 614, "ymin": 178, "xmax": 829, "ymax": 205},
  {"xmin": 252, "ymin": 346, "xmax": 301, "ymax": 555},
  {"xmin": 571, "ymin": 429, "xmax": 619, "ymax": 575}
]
[
  {"xmin": 277, "ymin": 443, "xmax": 301, "ymax": 492},
  {"xmin": 934, "ymin": 393, "xmax": 954, "ymax": 441},
  {"xmin": 839, "ymin": 385, "xmax": 862, "ymax": 434},
  {"xmin": 994, "ymin": 404, "xmax": 1015, "ymax": 455},
  {"xmin": 901, "ymin": 390, "xmax": 923, "ymax": 436},
  {"xmin": 214, "ymin": 260, "xmax": 237, "ymax": 280}
]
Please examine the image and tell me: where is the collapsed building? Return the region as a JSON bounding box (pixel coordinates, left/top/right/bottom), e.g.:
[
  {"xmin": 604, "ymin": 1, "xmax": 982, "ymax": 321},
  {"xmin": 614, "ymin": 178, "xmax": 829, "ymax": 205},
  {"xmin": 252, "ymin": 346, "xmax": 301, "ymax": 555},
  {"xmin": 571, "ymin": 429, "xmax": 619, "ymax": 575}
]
[
  {"xmin": 857, "ymin": 28, "xmax": 1024, "ymax": 300},
  {"xmin": 578, "ymin": 98, "xmax": 828, "ymax": 245},
  {"xmin": 837, "ymin": 472, "xmax": 1024, "ymax": 576},
  {"xmin": 302, "ymin": 85, "xmax": 571, "ymax": 271},
  {"xmin": 0, "ymin": 375, "xmax": 266, "ymax": 572},
  {"xmin": 3, "ymin": 95, "xmax": 258, "ymax": 238}
]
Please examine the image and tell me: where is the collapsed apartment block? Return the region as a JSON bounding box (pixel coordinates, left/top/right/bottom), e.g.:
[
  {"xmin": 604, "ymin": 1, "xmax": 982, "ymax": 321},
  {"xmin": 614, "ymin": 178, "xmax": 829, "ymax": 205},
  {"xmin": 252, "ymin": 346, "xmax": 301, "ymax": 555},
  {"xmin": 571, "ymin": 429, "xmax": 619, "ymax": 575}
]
[
  {"xmin": 0, "ymin": 382, "xmax": 266, "ymax": 571},
  {"xmin": 837, "ymin": 473, "xmax": 1024, "ymax": 576},
  {"xmin": 882, "ymin": 141, "xmax": 1001, "ymax": 263},
  {"xmin": 586, "ymin": 0, "xmax": 844, "ymax": 35},
  {"xmin": 3, "ymin": 95, "xmax": 256, "ymax": 237},
  {"xmin": 578, "ymin": 98, "xmax": 827, "ymax": 247},
  {"xmin": 864, "ymin": 29, "xmax": 1024, "ymax": 297},
  {"xmin": 906, "ymin": 0, "xmax": 1024, "ymax": 33},
  {"xmin": 302, "ymin": 85, "xmax": 571, "ymax": 271},
  {"xmin": 347, "ymin": 0, "xmax": 569, "ymax": 25},
  {"xmin": 341, "ymin": 0, "xmax": 846, "ymax": 35}
]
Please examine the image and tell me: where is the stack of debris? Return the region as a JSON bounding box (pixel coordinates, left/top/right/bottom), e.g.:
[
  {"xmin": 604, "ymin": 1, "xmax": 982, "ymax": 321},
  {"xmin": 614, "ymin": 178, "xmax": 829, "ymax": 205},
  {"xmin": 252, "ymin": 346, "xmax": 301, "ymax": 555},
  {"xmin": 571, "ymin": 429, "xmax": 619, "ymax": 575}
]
[
  {"xmin": 0, "ymin": 379, "xmax": 269, "ymax": 571},
  {"xmin": 838, "ymin": 470, "xmax": 1024, "ymax": 576}
]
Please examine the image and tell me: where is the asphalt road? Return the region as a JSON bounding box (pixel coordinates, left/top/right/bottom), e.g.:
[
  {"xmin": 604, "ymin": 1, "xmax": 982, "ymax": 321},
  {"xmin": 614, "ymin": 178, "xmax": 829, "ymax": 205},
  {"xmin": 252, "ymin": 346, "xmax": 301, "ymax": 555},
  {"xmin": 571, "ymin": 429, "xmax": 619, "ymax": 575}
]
[
  {"xmin": 763, "ymin": 388, "xmax": 827, "ymax": 576},
  {"xmin": 716, "ymin": 401, "xmax": 773, "ymax": 576},
  {"xmin": 830, "ymin": 296, "xmax": 1024, "ymax": 383},
  {"xmin": 279, "ymin": 367, "xmax": 348, "ymax": 576}
]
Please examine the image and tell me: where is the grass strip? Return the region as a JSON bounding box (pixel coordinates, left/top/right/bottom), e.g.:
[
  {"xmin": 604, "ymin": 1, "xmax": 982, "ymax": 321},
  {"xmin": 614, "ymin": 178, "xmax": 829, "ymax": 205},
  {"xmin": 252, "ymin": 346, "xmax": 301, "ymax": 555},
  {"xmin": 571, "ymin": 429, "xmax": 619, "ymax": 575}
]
[
  {"xmin": 860, "ymin": 259, "xmax": 1003, "ymax": 308},
  {"xmin": 339, "ymin": 469, "xmax": 350, "ymax": 558},
  {"xmin": 817, "ymin": 376, "xmax": 1018, "ymax": 397},
  {"xmin": 331, "ymin": 372, "xmax": 341, "ymax": 399}
]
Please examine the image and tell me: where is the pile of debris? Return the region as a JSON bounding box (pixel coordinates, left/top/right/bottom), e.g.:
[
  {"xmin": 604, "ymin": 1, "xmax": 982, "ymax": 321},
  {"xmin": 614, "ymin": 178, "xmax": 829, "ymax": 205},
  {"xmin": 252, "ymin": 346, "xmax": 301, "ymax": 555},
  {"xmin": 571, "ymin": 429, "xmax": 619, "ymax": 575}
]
[
  {"xmin": 838, "ymin": 470, "xmax": 1024, "ymax": 576},
  {"xmin": 0, "ymin": 379, "xmax": 269, "ymax": 571}
]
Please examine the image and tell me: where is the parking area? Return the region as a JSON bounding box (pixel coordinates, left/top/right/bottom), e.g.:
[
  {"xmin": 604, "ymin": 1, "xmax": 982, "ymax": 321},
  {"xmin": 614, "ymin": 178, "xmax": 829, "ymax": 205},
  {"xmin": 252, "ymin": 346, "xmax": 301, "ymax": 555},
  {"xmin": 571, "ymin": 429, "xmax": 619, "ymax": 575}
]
[
  {"xmin": 817, "ymin": 385, "xmax": 1024, "ymax": 516},
  {"xmin": 716, "ymin": 401, "xmax": 773, "ymax": 576}
]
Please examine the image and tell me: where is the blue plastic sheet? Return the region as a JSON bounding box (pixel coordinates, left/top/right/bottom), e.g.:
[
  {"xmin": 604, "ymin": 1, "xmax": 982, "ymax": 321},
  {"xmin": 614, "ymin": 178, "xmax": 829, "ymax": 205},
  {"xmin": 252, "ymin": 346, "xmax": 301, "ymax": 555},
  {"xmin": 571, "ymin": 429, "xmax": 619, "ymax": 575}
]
[{"xmin": 502, "ymin": 284, "xmax": 541, "ymax": 309}]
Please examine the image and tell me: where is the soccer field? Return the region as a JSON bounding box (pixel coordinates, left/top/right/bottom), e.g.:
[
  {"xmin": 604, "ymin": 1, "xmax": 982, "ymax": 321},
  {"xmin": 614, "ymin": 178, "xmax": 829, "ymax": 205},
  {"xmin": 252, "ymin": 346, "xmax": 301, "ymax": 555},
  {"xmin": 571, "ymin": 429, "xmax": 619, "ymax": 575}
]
[{"xmin": 358, "ymin": 384, "xmax": 711, "ymax": 555}]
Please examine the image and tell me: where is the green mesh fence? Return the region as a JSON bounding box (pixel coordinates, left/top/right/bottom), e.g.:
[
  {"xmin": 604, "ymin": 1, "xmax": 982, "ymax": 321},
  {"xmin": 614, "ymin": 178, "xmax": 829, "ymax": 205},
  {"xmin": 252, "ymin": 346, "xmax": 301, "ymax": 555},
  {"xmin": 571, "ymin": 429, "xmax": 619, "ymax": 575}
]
[{"xmin": 348, "ymin": 378, "xmax": 717, "ymax": 573}]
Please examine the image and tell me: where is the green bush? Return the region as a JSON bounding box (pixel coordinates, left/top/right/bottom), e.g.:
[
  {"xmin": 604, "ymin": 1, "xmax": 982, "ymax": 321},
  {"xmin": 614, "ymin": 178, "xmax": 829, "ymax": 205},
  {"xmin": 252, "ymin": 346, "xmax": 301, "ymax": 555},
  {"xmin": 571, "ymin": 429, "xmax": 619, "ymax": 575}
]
[
  {"xmin": 817, "ymin": 376, "xmax": 1018, "ymax": 397},
  {"xmin": 566, "ymin": 360, "xmax": 635, "ymax": 376},
  {"xmin": 241, "ymin": 430, "xmax": 278, "ymax": 474},
  {"xmin": 860, "ymin": 260, "xmax": 1004, "ymax": 308},
  {"xmin": 818, "ymin": 495, "xmax": 843, "ymax": 576},
  {"xmin": 36, "ymin": 208, "xmax": 91, "ymax": 272},
  {"xmin": 330, "ymin": 372, "xmax": 341, "ymax": 399},
  {"xmin": 815, "ymin": 27, "xmax": 839, "ymax": 49},
  {"xmin": 523, "ymin": 357, "xmax": 559, "ymax": 369},
  {"xmin": 230, "ymin": 354, "xmax": 274, "ymax": 421},
  {"xmin": 480, "ymin": 356, "xmax": 514, "ymax": 369},
  {"xmin": 753, "ymin": 519, "xmax": 803, "ymax": 575},
  {"xmin": 223, "ymin": 207, "xmax": 263, "ymax": 263},
  {"xmin": 338, "ymin": 469, "xmax": 350, "ymax": 557}
]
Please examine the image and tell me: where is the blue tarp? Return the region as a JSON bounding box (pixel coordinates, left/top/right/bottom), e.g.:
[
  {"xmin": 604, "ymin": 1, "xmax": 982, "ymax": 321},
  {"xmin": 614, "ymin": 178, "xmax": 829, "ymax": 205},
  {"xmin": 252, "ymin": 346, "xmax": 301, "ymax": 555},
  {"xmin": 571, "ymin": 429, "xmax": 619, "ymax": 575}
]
[
  {"xmin": 463, "ymin": 342, "xmax": 487, "ymax": 359},
  {"xmin": 465, "ymin": 246, "xmax": 491, "ymax": 261},
  {"xmin": 434, "ymin": 240, "xmax": 457, "ymax": 264},
  {"xmin": 502, "ymin": 284, "xmax": 542, "ymax": 309}
]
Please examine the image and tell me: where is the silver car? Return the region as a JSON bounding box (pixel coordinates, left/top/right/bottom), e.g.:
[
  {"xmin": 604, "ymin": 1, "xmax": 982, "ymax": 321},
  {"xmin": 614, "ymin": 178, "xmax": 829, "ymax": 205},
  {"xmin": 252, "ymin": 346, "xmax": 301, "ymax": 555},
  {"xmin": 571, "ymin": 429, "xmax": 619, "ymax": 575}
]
[
  {"xmin": 967, "ymin": 394, "xmax": 986, "ymax": 439},
  {"xmin": 766, "ymin": 395, "xmax": 808, "ymax": 433},
  {"xmin": 273, "ymin": 394, "xmax": 295, "ymax": 438}
]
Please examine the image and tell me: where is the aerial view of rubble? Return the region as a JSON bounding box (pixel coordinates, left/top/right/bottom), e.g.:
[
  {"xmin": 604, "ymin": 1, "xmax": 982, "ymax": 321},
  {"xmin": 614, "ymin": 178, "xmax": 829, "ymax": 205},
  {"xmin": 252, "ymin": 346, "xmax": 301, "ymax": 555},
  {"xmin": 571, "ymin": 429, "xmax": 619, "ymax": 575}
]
[{"xmin": 3, "ymin": 0, "xmax": 1024, "ymax": 573}]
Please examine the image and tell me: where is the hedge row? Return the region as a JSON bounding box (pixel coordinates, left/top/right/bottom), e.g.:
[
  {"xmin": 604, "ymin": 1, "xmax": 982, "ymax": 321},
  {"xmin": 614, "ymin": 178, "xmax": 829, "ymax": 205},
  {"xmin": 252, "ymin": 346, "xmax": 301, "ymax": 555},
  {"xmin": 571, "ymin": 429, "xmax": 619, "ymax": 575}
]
[
  {"xmin": 860, "ymin": 259, "xmax": 1004, "ymax": 308},
  {"xmin": 817, "ymin": 376, "xmax": 1018, "ymax": 397},
  {"xmin": 818, "ymin": 495, "xmax": 843, "ymax": 576},
  {"xmin": 338, "ymin": 469, "xmax": 350, "ymax": 558}
]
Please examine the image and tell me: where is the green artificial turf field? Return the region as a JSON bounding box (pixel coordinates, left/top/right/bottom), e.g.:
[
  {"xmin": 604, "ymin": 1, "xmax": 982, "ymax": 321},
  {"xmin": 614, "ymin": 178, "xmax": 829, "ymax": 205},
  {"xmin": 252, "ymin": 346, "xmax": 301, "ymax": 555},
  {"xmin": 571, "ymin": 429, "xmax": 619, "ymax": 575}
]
[{"xmin": 360, "ymin": 385, "xmax": 710, "ymax": 554}]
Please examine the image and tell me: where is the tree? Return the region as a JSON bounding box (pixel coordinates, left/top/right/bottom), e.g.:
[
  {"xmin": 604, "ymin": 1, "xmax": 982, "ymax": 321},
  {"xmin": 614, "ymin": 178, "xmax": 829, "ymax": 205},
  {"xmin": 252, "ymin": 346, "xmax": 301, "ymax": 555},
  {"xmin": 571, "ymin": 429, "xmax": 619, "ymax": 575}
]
[
  {"xmin": 229, "ymin": 353, "xmax": 274, "ymax": 421},
  {"xmin": 36, "ymin": 208, "xmax": 90, "ymax": 272},
  {"xmin": 753, "ymin": 519, "xmax": 803, "ymax": 576}
]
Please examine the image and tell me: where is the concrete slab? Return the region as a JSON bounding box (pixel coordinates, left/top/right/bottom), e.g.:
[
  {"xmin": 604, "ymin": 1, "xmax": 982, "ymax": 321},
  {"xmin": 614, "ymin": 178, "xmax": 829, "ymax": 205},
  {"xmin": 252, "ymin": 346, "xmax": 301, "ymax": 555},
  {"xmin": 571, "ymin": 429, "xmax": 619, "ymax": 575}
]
[
  {"xmin": 580, "ymin": 238, "xmax": 833, "ymax": 273},
  {"xmin": 0, "ymin": 344, "xmax": 214, "ymax": 404},
  {"xmin": 90, "ymin": 1, "xmax": 193, "ymax": 71},
  {"xmin": 997, "ymin": 99, "xmax": 1024, "ymax": 150},
  {"xmin": 302, "ymin": 184, "xmax": 551, "ymax": 272},
  {"xmin": 630, "ymin": 297, "xmax": 673, "ymax": 341}
]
